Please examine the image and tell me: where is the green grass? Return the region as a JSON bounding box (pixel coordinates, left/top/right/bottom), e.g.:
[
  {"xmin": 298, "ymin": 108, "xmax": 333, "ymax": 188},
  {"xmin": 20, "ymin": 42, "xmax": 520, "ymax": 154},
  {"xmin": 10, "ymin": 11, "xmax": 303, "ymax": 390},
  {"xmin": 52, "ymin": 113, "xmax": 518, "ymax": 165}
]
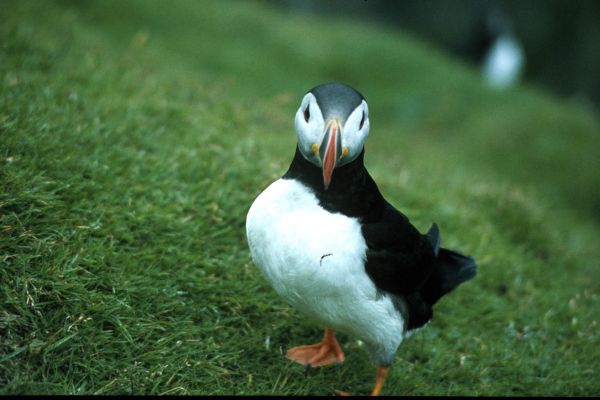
[{"xmin": 2, "ymin": 0, "xmax": 600, "ymax": 395}]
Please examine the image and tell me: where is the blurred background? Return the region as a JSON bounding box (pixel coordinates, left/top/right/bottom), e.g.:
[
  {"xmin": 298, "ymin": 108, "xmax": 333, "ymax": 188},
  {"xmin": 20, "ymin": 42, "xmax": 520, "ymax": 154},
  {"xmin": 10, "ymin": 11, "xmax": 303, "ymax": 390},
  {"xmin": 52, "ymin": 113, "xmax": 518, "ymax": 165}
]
[
  {"xmin": 276, "ymin": 0, "xmax": 600, "ymax": 113},
  {"xmin": 3, "ymin": 0, "xmax": 600, "ymax": 395}
]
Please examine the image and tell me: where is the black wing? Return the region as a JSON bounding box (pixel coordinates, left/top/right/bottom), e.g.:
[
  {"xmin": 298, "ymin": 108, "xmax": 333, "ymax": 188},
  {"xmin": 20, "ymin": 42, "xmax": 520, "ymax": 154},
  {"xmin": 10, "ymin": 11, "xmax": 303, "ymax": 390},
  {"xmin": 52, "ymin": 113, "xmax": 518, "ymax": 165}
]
[{"xmin": 362, "ymin": 200, "xmax": 437, "ymax": 297}]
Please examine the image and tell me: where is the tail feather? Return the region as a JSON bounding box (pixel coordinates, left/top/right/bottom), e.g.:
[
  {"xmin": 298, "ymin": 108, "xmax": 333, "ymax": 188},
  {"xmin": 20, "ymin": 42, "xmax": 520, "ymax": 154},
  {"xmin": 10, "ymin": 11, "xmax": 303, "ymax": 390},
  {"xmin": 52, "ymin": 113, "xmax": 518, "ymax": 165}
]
[
  {"xmin": 422, "ymin": 248, "xmax": 477, "ymax": 305},
  {"xmin": 404, "ymin": 225, "xmax": 477, "ymax": 330},
  {"xmin": 437, "ymin": 249, "xmax": 477, "ymax": 290},
  {"xmin": 421, "ymin": 224, "xmax": 477, "ymax": 306},
  {"xmin": 425, "ymin": 223, "xmax": 440, "ymax": 256}
]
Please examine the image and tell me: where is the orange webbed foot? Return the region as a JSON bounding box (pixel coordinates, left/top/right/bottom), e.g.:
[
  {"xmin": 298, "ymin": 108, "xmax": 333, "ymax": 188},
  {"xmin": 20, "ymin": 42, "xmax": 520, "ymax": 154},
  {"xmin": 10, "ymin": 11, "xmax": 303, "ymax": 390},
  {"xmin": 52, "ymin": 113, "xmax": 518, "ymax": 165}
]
[{"xmin": 286, "ymin": 328, "xmax": 345, "ymax": 367}]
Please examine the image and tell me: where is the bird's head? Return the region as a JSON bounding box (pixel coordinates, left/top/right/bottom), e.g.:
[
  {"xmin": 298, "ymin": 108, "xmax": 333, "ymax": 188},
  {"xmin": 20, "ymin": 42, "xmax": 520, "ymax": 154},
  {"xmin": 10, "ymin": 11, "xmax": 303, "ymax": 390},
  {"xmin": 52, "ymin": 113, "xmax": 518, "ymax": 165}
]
[{"xmin": 294, "ymin": 82, "xmax": 370, "ymax": 190}]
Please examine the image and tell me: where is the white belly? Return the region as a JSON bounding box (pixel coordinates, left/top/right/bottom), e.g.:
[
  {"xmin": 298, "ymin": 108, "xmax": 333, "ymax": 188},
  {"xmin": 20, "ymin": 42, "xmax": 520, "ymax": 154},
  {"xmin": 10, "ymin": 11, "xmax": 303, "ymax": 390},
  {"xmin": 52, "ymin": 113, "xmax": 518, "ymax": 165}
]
[{"xmin": 246, "ymin": 179, "xmax": 404, "ymax": 361}]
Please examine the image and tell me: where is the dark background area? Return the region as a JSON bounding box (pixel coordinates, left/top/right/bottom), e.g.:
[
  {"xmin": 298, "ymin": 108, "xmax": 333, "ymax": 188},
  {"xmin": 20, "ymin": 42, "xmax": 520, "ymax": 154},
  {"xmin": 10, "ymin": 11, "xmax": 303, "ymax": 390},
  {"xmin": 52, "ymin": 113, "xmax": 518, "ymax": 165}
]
[{"xmin": 275, "ymin": 0, "xmax": 600, "ymax": 114}]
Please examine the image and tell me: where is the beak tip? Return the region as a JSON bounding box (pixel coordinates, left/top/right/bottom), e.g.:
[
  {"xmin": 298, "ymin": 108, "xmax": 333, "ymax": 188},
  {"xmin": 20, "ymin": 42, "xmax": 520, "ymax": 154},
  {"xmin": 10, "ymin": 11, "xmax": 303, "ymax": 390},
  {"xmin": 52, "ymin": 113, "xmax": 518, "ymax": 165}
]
[{"xmin": 322, "ymin": 175, "xmax": 331, "ymax": 190}]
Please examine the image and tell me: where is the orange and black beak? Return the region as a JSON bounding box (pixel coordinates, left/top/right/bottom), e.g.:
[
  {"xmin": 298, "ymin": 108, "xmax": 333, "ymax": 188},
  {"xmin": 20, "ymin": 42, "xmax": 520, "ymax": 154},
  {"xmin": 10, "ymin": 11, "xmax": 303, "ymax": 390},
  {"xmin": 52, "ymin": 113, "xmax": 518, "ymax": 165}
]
[{"xmin": 319, "ymin": 118, "xmax": 343, "ymax": 190}]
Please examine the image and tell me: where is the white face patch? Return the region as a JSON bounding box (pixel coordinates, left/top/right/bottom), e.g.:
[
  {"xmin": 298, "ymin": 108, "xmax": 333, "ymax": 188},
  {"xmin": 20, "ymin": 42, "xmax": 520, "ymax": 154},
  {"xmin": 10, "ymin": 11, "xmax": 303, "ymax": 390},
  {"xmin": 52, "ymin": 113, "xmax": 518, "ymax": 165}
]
[
  {"xmin": 294, "ymin": 95, "xmax": 370, "ymax": 167},
  {"xmin": 337, "ymin": 100, "xmax": 370, "ymax": 167},
  {"xmin": 295, "ymin": 93, "xmax": 325, "ymax": 166}
]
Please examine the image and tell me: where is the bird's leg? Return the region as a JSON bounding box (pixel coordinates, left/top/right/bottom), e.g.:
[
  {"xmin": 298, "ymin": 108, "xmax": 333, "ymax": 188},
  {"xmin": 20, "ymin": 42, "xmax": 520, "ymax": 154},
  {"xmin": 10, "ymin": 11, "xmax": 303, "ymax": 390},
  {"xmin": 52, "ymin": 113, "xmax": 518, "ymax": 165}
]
[
  {"xmin": 334, "ymin": 365, "xmax": 390, "ymax": 396},
  {"xmin": 286, "ymin": 328, "xmax": 345, "ymax": 367},
  {"xmin": 370, "ymin": 365, "xmax": 389, "ymax": 396}
]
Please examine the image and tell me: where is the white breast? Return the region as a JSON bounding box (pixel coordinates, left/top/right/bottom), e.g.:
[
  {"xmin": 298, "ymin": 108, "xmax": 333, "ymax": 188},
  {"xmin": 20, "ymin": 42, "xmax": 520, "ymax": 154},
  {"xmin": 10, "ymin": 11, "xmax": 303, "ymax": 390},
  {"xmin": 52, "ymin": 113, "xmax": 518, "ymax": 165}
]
[{"xmin": 246, "ymin": 178, "xmax": 405, "ymax": 364}]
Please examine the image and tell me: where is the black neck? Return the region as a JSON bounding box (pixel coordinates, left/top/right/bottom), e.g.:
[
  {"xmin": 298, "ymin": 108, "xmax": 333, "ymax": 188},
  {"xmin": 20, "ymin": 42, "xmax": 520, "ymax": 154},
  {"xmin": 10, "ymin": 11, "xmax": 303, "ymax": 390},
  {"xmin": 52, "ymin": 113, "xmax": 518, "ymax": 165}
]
[{"xmin": 283, "ymin": 146, "xmax": 384, "ymax": 220}]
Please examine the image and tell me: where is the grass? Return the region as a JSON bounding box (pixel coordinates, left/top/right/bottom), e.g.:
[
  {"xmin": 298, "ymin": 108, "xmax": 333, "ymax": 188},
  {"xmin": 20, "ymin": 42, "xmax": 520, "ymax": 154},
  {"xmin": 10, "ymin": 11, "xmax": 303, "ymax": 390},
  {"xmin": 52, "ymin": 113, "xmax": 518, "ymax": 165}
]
[{"xmin": 1, "ymin": 0, "xmax": 600, "ymax": 395}]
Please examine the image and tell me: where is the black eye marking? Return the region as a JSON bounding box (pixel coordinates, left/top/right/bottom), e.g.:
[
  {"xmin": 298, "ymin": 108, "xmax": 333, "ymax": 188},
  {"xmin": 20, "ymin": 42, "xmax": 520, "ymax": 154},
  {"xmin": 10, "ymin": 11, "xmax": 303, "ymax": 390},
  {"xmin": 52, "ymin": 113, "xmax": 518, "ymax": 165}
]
[
  {"xmin": 304, "ymin": 105, "xmax": 310, "ymax": 122},
  {"xmin": 359, "ymin": 111, "xmax": 365, "ymax": 129}
]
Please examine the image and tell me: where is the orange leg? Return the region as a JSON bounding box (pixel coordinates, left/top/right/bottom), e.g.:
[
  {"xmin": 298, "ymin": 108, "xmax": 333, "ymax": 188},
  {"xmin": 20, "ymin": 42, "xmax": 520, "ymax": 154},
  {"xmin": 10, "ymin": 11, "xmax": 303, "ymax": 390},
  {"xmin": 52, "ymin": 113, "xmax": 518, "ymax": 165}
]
[
  {"xmin": 336, "ymin": 365, "xmax": 390, "ymax": 396},
  {"xmin": 286, "ymin": 328, "xmax": 346, "ymax": 367},
  {"xmin": 370, "ymin": 366, "xmax": 389, "ymax": 396}
]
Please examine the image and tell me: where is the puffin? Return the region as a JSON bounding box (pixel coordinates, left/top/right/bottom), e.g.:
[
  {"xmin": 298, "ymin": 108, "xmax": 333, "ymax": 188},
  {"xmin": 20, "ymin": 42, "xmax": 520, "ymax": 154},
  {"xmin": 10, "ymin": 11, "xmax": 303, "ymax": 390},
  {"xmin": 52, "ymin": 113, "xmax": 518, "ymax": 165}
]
[
  {"xmin": 246, "ymin": 83, "xmax": 477, "ymax": 396},
  {"xmin": 481, "ymin": 12, "xmax": 524, "ymax": 89},
  {"xmin": 464, "ymin": 6, "xmax": 524, "ymax": 89}
]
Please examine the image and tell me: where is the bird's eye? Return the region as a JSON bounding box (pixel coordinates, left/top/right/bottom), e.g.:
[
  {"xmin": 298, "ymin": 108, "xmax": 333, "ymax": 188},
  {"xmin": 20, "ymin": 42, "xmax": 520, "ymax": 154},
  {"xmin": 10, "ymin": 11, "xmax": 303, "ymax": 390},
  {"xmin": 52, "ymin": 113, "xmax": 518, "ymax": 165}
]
[
  {"xmin": 304, "ymin": 105, "xmax": 310, "ymax": 122},
  {"xmin": 359, "ymin": 111, "xmax": 365, "ymax": 129}
]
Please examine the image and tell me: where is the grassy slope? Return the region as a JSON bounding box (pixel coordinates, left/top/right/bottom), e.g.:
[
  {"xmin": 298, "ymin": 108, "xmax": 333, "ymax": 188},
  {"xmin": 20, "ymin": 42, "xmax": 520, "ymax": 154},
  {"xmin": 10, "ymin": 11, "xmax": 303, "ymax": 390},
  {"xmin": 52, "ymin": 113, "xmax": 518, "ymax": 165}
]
[{"xmin": 1, "ymin": 0, "xmax": 599, "ymax": 395}]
